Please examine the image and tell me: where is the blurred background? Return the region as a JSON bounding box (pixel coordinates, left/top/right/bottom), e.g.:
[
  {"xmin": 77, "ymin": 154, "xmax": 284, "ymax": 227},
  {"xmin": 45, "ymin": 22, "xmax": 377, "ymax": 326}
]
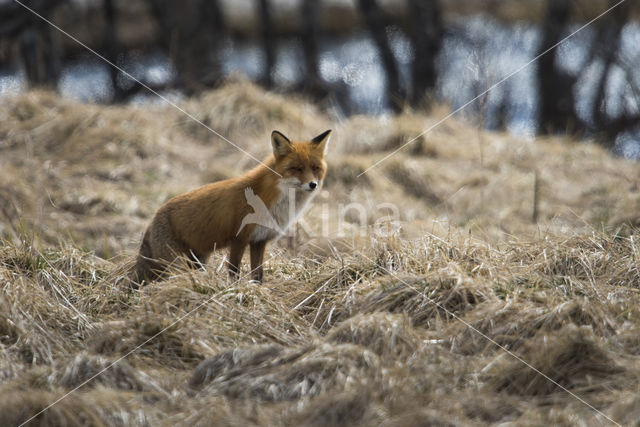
[{"xmin": 1, "ymin": 0, "xmax": 640, "ymax": 156}]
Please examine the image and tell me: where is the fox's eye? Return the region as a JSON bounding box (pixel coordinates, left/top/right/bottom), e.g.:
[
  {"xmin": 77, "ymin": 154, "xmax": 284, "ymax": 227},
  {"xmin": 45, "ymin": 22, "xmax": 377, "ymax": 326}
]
[
  {"xmin": 312, "ymin": 166, "xmax": 321, "ymax": 173},
  {"xmin": 289, "ymin": 166, "xmax": 303, "ymax": 173}
]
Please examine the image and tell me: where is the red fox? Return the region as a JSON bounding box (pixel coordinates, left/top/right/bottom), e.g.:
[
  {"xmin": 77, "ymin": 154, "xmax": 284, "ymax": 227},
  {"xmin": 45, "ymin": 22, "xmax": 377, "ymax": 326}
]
[{"xmin": 130, "ymin": 130, "xmax": 331, "ymax": 287}]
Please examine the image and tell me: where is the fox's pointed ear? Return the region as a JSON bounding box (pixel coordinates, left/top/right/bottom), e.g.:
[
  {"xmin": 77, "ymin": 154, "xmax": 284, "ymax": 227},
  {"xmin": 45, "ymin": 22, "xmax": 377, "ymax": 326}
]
[
  {"xmin": 311, "ymin": 130, "xmax": 331, "ymax": 155},
  {"xmin": 271, "ymin": 130, "xmax": 292, "ymax": 158}
]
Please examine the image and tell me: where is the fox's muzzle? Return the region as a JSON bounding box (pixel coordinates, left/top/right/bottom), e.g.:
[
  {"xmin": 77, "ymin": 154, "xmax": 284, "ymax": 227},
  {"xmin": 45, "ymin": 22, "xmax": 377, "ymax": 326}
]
[{"xmin": 304, "ymin": 181, "xmax": 318, "ymax": 191}]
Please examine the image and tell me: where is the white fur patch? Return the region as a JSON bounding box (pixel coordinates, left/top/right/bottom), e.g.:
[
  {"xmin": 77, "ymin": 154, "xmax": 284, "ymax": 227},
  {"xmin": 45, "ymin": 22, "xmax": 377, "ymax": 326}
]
[{"xmin": 250, "ymin": 178, "xmax": 318, "ymax": 242}]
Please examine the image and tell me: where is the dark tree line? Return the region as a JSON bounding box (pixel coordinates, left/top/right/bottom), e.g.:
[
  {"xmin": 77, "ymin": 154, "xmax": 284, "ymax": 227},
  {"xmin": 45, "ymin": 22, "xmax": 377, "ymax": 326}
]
[
  {"xmin": 248, "ymin": 0, "xmax": 442, "ymax": 112},
  {"xmin": 536, "ymin": 0, "xmax": 637, "ymax": 145},
  {"xmin": 1, "ymin": 0, "xmax": 443, "ymax": 112},
  {"xmin": 537, "ymin": 0, "xmax": 579, "ymax": 134},
  {"xmin": 1, "ymin": 0, "xmax": 638, "ymax": 148}
]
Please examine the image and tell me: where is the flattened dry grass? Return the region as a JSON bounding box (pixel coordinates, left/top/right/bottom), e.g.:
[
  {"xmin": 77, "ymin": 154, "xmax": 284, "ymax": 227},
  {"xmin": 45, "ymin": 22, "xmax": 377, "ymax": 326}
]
[
  {"xmin": 487, "ymin": 325, "xmax": 626, "ymax": 397},
  {"xmin": 1, "ymin": 230, "xmax": 640, "ymax": 425}
]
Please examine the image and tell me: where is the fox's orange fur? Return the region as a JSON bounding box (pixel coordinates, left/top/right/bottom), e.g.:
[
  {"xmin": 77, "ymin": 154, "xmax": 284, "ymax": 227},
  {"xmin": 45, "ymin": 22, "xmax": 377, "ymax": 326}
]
[{"xmin": 130, "ymin": 130, "xmax": 331, "ymax": 287}]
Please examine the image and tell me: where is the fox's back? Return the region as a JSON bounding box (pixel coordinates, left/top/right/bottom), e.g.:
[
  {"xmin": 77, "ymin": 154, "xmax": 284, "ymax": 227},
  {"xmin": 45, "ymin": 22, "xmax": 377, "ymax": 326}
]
[{"xmin": 159, "ymin": 178, "xmax": 252, "ymax": 251}]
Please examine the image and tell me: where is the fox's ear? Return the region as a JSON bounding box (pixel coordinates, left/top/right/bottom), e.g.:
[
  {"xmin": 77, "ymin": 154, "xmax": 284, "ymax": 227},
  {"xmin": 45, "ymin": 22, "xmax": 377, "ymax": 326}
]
[
  {"xmin": 311, "ymin": 130, "xmax": 331, "ymax": 155},
  {"xmin": 271, "ymin": 130, "xmax": 292, "ymax": 158}
]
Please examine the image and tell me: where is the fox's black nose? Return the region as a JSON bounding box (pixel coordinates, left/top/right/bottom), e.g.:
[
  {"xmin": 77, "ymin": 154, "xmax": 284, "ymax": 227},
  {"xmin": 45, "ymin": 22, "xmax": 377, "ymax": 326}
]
[{"xmin": 309, "ymin": 182, "xmax": 317, "ymax": 190}]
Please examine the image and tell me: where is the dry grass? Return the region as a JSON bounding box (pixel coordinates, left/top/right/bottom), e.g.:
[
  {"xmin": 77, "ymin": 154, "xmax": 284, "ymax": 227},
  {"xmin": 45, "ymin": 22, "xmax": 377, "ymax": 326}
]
[{"xmin": 1, "ymin": 80, "xmax": 640, "ymax": 425}]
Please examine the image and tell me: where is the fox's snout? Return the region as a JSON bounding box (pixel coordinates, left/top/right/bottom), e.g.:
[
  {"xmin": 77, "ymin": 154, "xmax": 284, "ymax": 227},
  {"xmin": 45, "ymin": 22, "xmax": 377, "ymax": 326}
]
[
  {"xmin": 281, "ymin": 177, "xmax": 320, "ymax": 191},
  {"xmin": 288, "ymin": 179, "xmax": 318, "ymax": 192}
]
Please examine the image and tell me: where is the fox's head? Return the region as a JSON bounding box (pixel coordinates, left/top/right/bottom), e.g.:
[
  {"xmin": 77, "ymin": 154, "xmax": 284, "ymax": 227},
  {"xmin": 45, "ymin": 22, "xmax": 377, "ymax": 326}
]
[{"xmin": 271, "ymin": 130, "xmax": 331, "ymax": 192}]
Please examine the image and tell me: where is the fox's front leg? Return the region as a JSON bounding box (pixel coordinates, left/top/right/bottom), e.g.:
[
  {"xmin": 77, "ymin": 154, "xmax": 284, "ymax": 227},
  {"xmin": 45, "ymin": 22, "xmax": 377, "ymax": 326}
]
[
  {"xmin": 250, "ymin": 240, "xmax": 267, "ymax": 283},
  {"xmin": 228, "ymin": 240, "xmax": 247, "ymax": 281}
]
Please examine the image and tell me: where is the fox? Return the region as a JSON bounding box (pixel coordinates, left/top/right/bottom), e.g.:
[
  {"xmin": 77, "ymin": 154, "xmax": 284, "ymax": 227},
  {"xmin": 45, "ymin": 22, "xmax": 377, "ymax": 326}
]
[{"xmin": 129, "ymin": 129, "xmax": 331, "ymax": 287}]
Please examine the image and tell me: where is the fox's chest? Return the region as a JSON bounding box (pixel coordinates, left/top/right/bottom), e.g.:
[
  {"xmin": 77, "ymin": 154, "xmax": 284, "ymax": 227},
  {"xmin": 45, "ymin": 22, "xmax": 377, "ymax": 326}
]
[{"xmin": 250, "ymin": 188, "xmax": 315, "ymax": 242}]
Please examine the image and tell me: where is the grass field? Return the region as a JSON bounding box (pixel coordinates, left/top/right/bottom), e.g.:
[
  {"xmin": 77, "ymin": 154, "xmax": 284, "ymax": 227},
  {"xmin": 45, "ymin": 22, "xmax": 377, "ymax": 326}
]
[{"xmin": 1, "ymin": 79, "xmax": 640, "ymax": 425}]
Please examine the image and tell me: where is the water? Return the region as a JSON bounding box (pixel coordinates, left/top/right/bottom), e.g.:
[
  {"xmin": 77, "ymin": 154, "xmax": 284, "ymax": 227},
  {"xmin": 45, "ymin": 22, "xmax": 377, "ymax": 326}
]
[
  {"xmin": 3, "ymin": 15, "xmax": 640, "ymax": 156},
  {"xmin": 57, "ymin": 50, "xmax": 177, "ymax": 103},
  {"xmin": 320, "ymin": 32, "xmax": 389, "ymax": 114},
  {"xmin": 58, "ymin": 58, "xmax": 113, "ymax": 102},
  {"xmin": 438, "ymin": 16, "xmax": 540, "ymax": 137},
  {"xmin": 0, "ymin": 69, "xmax": 25, "ymax": 95}
]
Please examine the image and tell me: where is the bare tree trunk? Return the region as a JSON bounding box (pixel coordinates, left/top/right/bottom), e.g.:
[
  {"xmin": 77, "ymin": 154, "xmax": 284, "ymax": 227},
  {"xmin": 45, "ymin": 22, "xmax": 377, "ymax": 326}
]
[
  {"xmin": 148, "ymin": 0, "xmax": 225, "ymax": 93},
  {"xmin": 299, "ymin": 0, "xmax": 354, "ymax": 114},
  {"xmin": 103, "ymin": 0, "xmax": 124, "ymax": 101},
  {"xmin": 300, "ymin": 0, "xmax": 323, "ymax": 96},
  {"xmin": 19, "ymin": 0, "xmax": 62, "ymax": 88},
  {"xmin": 201, "ymin": 0, "xmax": 225, "ymax": 87},
  {"xmin": 357, "ymin": 0, "xmax": 404, "ymax": 112},
  {"xmin": 258, "ymin": 0, "xmax": 276, "ymax": 88},
  {"xmin": 537, "ymin": 0, "xmax": 582, "ymax": 134},
  {"xmin": 407, "ymin": 0, "xmax": 442, "ymax": 108},
  {"xmin": 590, "ymin": 0, "xmax": 631, "ymax": 143}
]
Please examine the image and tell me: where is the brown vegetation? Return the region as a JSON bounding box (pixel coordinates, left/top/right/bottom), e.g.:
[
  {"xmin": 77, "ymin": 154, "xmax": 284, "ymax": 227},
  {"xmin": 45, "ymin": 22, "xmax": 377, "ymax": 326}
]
[{"xmin": 1, "ymin": 80, "xmax": 640, "ymax": 425}]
